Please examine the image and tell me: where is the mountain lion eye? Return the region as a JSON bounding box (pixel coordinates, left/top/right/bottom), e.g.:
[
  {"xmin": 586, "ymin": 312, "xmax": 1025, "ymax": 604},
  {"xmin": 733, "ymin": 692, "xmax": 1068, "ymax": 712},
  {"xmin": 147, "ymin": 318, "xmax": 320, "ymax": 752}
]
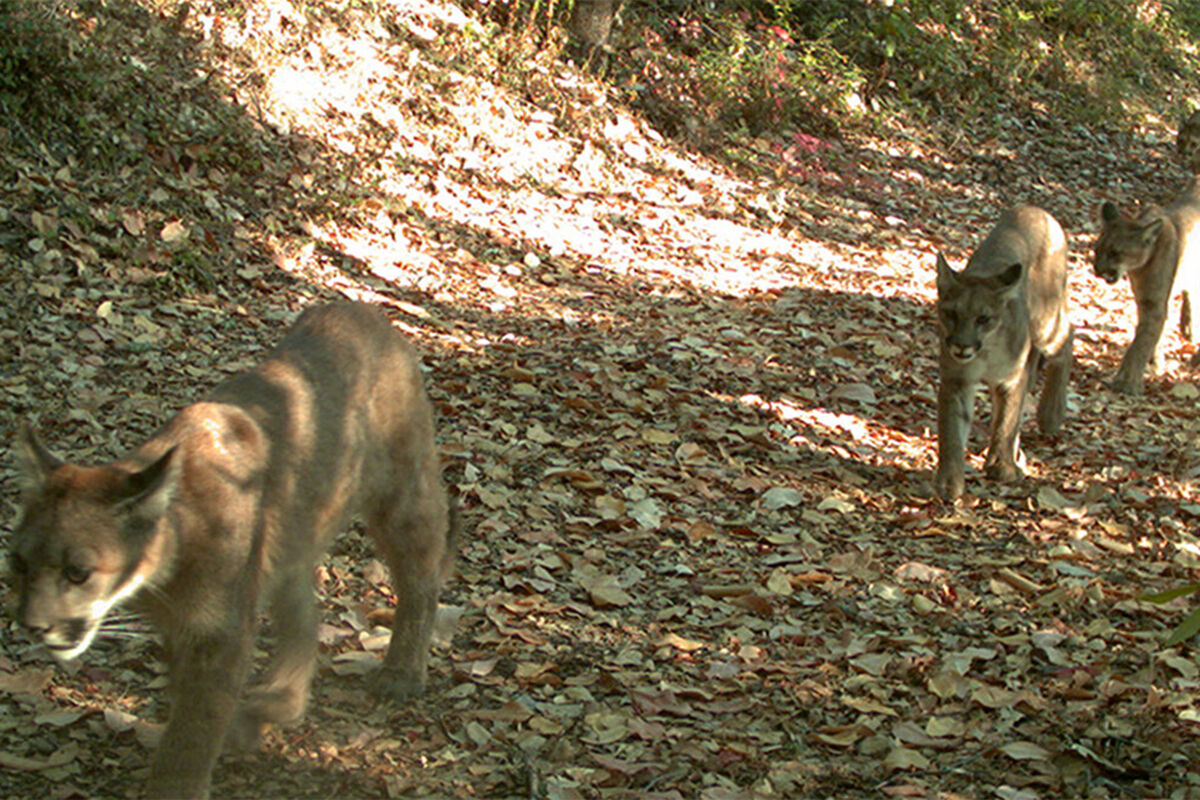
[
  {"xmin": 62, "ymin": 565, "xmax": 91, "ymax": 585},
  {"xmin": 977, "ymin": 314, "xmax": 992, "ymax": 326}
]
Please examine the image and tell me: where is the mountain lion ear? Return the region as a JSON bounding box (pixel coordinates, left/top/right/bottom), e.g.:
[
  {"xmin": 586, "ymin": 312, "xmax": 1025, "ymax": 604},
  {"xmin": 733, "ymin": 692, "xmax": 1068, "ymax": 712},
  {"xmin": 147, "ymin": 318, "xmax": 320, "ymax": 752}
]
[
  {"xmin": 988, "ymin": 263, "xmax": 1024, "ymax": 297},
  {"xmin": 14, "ymin": 420, "xmax": 62, "ymax": 497},
  {"xmin": 1100, "ymin": 201, "xmax": 1121, "ymax": 224},
  {"xmin": 997, "ymin": 262, "xmax": 1024, "ymax": 287},
  {"xmin": 1139, "ymin": 216, "xmax": 1165, "ymax": 243},
  {"xmin": 935, "ymin": 253, "xmax": 956, "ymax": 292},
  {"xmin": 115, "ymin": 448, "xmax": 180, "ymax": 522}
]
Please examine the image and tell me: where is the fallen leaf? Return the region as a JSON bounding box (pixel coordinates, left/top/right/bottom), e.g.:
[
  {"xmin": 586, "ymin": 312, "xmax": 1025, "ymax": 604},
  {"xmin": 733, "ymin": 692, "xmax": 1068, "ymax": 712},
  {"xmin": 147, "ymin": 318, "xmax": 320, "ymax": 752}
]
[
  {"xmin": 0, "ymin": 668, "xmax": 52, "ymax": 695},
  {"xmin": 657, "ymin": 633, "xmax": 705, "ymax": 652},
  {"xmin": 1000, "ymin": 741, "xmax": 1054, "ymax": 761},
  {"xmin": 883, "ymin": 746, "xmax": 932, "ymax": 771},
  {"xmin": 761, "ymin": 486, "xmax": 804, "ymax": 510},
  {"xmin": 830, "ymin": 382, "xmax": 877, "ymax": 404},
  {"xmin": 160, "ymin": 219, "xmax": 188, "ymax": 242}
]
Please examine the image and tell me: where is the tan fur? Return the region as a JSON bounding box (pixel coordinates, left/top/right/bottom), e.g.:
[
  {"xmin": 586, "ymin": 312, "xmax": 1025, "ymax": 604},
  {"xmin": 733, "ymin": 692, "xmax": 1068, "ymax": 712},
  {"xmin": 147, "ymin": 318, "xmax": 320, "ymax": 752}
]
[
  {"xmin": 1092, "ymin": 181, "xmax": 1200, "ymax": 393},
  {"xmin": 10, "ymin": 302, "xmax": 456, "ymax": 799},
  {"xmin": 934, "ymin": 206, "xmax": 1073, "ymax": 501}
]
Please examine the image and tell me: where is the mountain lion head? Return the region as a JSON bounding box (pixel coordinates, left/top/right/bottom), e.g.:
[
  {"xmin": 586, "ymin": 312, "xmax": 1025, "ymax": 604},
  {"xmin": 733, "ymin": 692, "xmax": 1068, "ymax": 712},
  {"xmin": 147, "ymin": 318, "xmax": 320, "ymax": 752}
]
[
  {"xmin": 9, "ymin": 423, "xmax": 178, "ymax": 662},
  {"xmin": 935, "ymin": 254, "xmax": 1023, "ymax": 363},
  {"xmin": 1092, "ymin": 202, "xmax": 1164, "ymax": 285}
]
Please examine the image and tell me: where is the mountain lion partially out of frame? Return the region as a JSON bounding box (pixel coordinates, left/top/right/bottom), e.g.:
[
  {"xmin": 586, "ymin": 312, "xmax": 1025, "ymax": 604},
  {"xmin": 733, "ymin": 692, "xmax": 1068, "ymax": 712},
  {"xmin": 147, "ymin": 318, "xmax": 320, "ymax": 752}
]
[
  {"xmin": 10, "ymin": 302, "xmax": 457, "ymax": 799},
  {"xmin": 934, "ymin": 206, "xmax": 1073, "ymax": 501},
  {"xmin": 1178, "ymin": 109, "xmax": 1200, "ymax": 175},
  {"xmin": 1092, "ymin": 181, "xmax": 1200, "ymax": 393}
]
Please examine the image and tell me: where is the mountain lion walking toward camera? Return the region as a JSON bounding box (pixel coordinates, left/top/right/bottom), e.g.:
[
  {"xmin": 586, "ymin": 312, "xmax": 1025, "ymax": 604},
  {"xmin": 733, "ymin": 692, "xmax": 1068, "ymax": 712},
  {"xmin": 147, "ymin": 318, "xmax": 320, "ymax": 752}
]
[
  {"xmin": 10, "ymin": 302, "xmax": 456, "ymax": 799},
  {"xmin": 1092, "ymin": 181, "xmax": 1200, "ymax": 394},
  {"xmin": 934, "ymin": 206, "xmax": 1073, "ymax": 501},
  {"xmin": 1178, "ymin": 109, "xmax": 1200, "ymax": 175}
]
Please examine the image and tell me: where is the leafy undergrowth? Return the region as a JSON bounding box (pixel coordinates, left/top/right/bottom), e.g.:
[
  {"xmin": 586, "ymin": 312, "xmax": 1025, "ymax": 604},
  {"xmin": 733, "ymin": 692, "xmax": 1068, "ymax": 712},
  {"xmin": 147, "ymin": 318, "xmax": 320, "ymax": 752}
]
[{"xmin": 2, "ymin": 1, "xmax": 1200, "ymax": 798}]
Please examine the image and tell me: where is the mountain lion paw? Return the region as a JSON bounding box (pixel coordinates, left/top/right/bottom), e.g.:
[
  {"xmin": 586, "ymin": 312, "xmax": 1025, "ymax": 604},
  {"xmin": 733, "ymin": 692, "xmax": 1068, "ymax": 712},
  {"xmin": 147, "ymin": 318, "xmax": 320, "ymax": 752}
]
[
  {"xmin": 368, "ymin": 666, "xmax": 426, "ymax": 701},
  {"xmin": 225, "ymin": 710, "xmax": 269, "ymax": 752},
  {"xmin": 984, "ymin": 460, "xmax": 1022, "ymax": 482},
  {"xmin": 933, "ymin": 469, "xmax": 964, "ymax": 502},
  {"xmin": 1036, "ymin": 404, "xmax": 1065, "ymax": 435},
  {"xmin": 1109, "ymin": 376, "xmax": 1143, "ymax": 395}
]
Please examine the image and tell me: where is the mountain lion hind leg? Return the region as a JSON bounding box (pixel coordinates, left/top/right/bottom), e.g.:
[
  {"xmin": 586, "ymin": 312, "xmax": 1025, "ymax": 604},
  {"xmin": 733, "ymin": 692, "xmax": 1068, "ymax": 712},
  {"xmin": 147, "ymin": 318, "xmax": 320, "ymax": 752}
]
[
  {"xmin": 365, "ymin": 466, "xmax": 455, "ymax": 699},
  {"xmin": 1036, "ymin": 326, "xmax": 1073, "ymax": 435},
  {"xmin": 358, "ymin": 370, "xmax": 457, "ymax": 701}
]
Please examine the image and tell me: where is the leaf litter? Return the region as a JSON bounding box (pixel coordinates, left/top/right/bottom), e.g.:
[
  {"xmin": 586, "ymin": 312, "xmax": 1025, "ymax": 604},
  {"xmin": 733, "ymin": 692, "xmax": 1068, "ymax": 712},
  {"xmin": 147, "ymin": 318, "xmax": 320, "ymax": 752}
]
[{"xmin": 1, "ymin": 0, "xmax": 1200, "ymax": 798}]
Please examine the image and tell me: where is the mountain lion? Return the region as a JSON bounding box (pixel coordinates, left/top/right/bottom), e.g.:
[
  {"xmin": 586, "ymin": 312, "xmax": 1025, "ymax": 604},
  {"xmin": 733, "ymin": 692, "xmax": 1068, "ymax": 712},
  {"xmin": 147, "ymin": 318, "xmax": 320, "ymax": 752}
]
[
  {"xmin": 934, "ymin": 206, "xmax": 1073, "ymax": 501},
  {"xmin": 1092, "ymin": 181, "xmax": 1200, "ymax": 393},
  {"xmin": 9, "ymin": 302, "xmax": 457, "ymax": 799}
]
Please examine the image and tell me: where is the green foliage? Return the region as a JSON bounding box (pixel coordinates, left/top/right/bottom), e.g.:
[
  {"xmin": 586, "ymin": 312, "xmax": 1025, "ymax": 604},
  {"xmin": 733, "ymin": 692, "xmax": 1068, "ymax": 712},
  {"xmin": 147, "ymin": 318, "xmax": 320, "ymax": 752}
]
[
  {"xmin": 0, "ymin": 0, "xmax": 92, "ymax": 122},
  {"xmin": 619, "ymin": 7, "xmax": 863, "ymax": 146},
  {"xmin": 462, "ymin": 0, "xmax": 577, "ymax": 43},
  {"xmin": 783, "ymin": 0, "xmax": 1199, "ymax": 126},
  {"xmin": 1178, "ymin": 2, "xmax": 1200, "ymax": 41},
  {"xmin": 693, "ymin": 16, "xmax": 862, "ymax": 135},
  {"xmin": 1139, "ymin": 584, "xmax": 1200, "ymax": 646},
  {"xmin": 619, "ymin": 0, "xmax": 1200, "ymax": 137}
]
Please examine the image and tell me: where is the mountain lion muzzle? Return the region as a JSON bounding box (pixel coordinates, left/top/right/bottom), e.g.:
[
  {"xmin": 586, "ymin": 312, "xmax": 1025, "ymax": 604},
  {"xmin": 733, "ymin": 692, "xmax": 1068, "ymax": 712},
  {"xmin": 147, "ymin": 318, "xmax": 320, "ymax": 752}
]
[
  {"xmin": 9, "ymin": 301, "xmax": 458, "ymax": 799},
  {"xmin": 934, "ymin": 206, "xmax": 1073, "ymax": 501}
]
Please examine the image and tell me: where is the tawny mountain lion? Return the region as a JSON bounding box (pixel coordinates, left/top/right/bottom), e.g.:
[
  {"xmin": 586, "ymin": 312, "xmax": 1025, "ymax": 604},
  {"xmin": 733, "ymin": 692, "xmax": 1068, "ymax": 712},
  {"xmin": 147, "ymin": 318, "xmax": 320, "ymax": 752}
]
[
  {"xmin": 1178, "ymin": 109, "xmax": 1200, "ymax": 175},
  {"xmin": 9, "ymin": 301, "xmax": 457, "ymax": 799},
  {"xmin": 934, "ymin": 206, "xmax": 1073, "ymax": 501},
  {"xmin": 1092, "ymin": 181, "xmax": 1200, "ymax": 393}
]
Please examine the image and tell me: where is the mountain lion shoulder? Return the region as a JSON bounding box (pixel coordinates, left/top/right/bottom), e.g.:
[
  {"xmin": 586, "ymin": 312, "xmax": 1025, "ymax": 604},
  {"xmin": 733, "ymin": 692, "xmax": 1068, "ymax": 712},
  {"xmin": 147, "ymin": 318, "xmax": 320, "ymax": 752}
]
[
  {"xmin": 9, "ymin": 301, "xmax": 457, "ymax": 799},
  {"xmin": 1092, "ymin": 181, "xmax": 1200, "ymax": 393},
  {"xmin": 934, "ymin": 205, "xmax": 1073, "ymax": 501}
]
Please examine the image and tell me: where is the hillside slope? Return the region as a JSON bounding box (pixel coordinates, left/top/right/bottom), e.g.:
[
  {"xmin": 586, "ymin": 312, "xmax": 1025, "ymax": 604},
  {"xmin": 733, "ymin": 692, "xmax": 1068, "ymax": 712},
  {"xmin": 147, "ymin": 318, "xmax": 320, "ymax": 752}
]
[{"xmin": 1, "ymin": 0, "xmax": 1200, "ymax": 797}]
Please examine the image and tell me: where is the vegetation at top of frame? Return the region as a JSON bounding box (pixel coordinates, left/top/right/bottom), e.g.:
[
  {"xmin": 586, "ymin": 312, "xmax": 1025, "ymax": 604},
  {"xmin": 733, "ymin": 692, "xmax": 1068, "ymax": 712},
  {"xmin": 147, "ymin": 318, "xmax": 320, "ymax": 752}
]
[
  {"xmin": 600, "ymin": 0, "xmax": 1200, "ymax": 145},
  {"xmin": 7, "ymin": 0, "xmax": 1200, "ymax": 157}
]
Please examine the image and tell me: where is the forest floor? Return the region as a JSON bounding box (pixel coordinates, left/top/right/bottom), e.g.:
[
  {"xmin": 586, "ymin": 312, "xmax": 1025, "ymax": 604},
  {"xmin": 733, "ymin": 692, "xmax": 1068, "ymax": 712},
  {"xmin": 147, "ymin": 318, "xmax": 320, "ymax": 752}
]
[{"xmin": 2, "ymin": 1, "xmax": 1200, "ymax": 798}]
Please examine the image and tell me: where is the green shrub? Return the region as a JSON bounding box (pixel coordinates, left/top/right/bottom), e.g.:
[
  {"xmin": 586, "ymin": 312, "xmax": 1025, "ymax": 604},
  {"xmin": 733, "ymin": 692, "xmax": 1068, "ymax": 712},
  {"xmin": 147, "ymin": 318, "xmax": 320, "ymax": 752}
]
[
  {"xmin": 783, "ymin": 0, "xmax": 1197, "ymax": 125},
  {"xmin": 0, "ymin": 0, "xmax": 89, "ymax": 120},
  {"xmin": 626, "ymin": 0, "xmax": 1200, "ymax": 132},
  {"xmin": 694, "ymin": 17, "xmax": 862, "ymax": 134}
]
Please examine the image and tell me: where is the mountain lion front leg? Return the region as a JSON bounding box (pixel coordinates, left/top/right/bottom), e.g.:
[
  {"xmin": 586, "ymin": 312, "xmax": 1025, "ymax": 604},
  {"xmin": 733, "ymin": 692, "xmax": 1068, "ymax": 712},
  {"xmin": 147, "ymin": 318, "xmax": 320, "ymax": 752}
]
[
  {"xmin": 229, "ymin": 564, "xmax": 319, "ymax": 749},
  {"xmin": 148, "ymin": 624, "xmax": 254, "ymax": 799},
  {"xmin": 983, "ymin": 369, "xmax": 1030, "ymax": 481},
  {"xmin": 935, "ymin": 373, "xmax": 974, "ymax": 501},
  {"xmin": 1113, "ymin": 277, "xmax": 1170, "ymax": 394},
  {"xmin": 1036, "ymin": 326, "xmax": 1073, "ymax": 434}
]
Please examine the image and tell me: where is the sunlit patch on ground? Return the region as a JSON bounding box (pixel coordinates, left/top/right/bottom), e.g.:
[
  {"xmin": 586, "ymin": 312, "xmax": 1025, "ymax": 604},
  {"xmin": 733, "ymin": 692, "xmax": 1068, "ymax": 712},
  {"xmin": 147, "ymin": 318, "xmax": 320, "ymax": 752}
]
[{"xmin": 3, "ymin": 0, "xmax": 1200, "ymax": 796}]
